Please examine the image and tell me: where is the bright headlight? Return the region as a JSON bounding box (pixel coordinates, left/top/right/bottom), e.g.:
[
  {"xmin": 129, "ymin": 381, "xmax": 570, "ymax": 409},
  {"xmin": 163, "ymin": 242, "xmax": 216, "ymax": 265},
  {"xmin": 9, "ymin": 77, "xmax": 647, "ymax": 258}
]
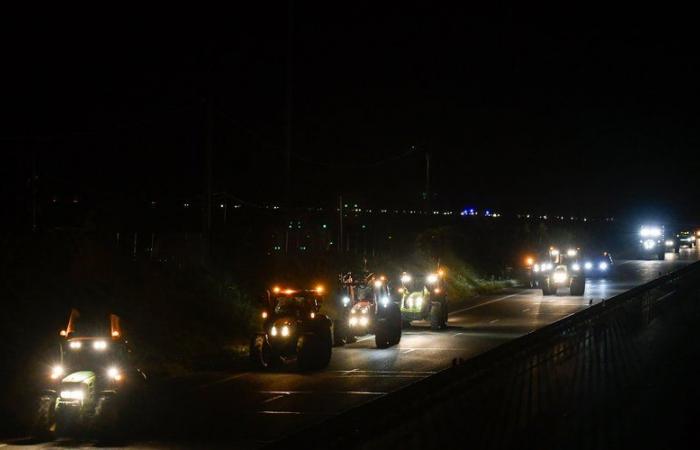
[
  {"xmin": 107, "ymin": 366, "xmax": 122, "ymax": 381},
  {"xmin": 281, "ymin": 325, "xmax": 290, "ymax": 337},
  {"xmin": 572, "ymin": 263, "xmax": 580, "ymax": 271},
  {"xmin": 349, "ymin": 317, "xmax": 358, "ymax": 326},
  {"xmin": 374, "ymin": 280, "xmax": 383, "ymax": 288},
  {"xmin": 401, "ymin": 274, "xmax": 412, "ymax": 283},
  {"xmin": 270, "ymin": 326, "xmax": 278, "ymax": 336},
  {"xmin": 599, "ymin": 262, "xmax": 608, "ymax": 271},
  {"xmin": 665, "ymin": 240, "xmax": 675, "ymax": 247},
  {"xmin": 69, "ymin": 341, "xmax": 82, "ymax": 350},
  {"xmin": 342, "ymin": 296, "xmax": 350, "ymax": 307},
  {"xmin": 50, "ymin": 365, "xmax": 64, "ymax": 380},
  {"xmin": 381, "ymin": 296, "xmax": 389, "ymax": 307},
  {"xmin": 550, "ymin": 249, "xmax": 560, "ymax": 257},
  {"xmin": 93, "ymin": 340, "xmax": 107, "ymax": 351},
  {"xmin": 426, "ymin": 274, "xmax": 438, "ymax": 284},
  {"xmin": 567, "ymin": 249, "xmax": 577, "ymax": 257},
  {"xmin": 60, "ymin": 390, "xmax": 84, "ymax": 400},
  {"xmin": 552, "ymin": 271, "xmax": 568, "ymax": 283},
  {"xmin": 359, "ymin": 317, "xmax": 369, "ymax": 326},
  {"xmin": 584, "ymin": 262, "xmax": 593, "ymax": 270},
  {"xmin": 643, "ymin": 239, "xmax": 656, "ymax": 250},
  {"xmin": 640, "ymin": 226, "xmax": 662, "ymax": 238},
  {"xmin": 533, "ymin": 264, "xmax": 540, "ymax": 272}
]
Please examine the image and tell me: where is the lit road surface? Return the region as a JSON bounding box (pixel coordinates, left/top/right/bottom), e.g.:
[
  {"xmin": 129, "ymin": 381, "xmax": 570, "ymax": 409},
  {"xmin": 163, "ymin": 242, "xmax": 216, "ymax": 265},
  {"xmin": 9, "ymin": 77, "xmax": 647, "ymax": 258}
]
[{"xmin": 3, "ymin": 250, "xmax": 697, "ymax": 449}]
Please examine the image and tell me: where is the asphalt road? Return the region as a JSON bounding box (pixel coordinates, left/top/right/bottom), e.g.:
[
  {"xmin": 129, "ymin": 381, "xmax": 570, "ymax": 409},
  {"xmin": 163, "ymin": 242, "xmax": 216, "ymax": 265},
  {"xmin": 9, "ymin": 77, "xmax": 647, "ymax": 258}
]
[{"xmin": 4, "ymin": 249, "xmax": 697, "ymax": 449}]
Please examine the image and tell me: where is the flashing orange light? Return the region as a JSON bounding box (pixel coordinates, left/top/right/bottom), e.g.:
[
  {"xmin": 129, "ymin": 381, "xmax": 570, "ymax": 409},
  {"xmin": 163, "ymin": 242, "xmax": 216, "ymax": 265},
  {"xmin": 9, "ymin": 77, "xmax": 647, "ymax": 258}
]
[
  {"xmin": 59, "ymin": 330, "xmax": 67, "ymax": 337},
  {"xmin": 434, "ymin": 288, "xmax": 441, "ymax": 294},
  {"xmin": 284, "ymin": 289, "xmax": 295, "ymax": 295},
  {"xmin": 111, "ymin": 331, "xmax": 120, "ymax": 338},
  {"xmin": 272, "ymin": 286, "xmax": 281, "ymax": 294},
  {"xmin": 374, "ymin": 280, "xmax": 383, "ymax": 288},
  {"xmin": 438, "ymin": 269, "xmax": 445, "ymax": 277},
  {"xmin": 315, "ymin": 285, "xmax": 324, "ymax": 294},
  {"xmin": 310, "ymin": 312, "xmax": 315, "ymax": 319},
  {"xmin": 380, "ymin": 275, "xmax": 386, "ymax": 281},
  {"xmin": 525, "ymin": 256, "xmax": 534, "ymax": 266},
  {"xmin": 261, "ymin": 311, "xmax": 268, "ymax": 319}
]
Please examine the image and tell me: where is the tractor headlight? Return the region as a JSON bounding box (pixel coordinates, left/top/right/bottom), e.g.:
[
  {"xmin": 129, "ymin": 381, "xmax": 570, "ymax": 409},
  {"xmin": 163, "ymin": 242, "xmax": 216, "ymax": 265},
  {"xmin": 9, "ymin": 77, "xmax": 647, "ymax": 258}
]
[
  {"xmin": 533, "ymin": 264, "xmax": 540, "ymax": 272},
  {"xmin": 60, "ymin": 390, "xmax": 84, "ymax": 400},
  {"xmin": 281, "ymin": 325, "xmax": 290, "ymax": 337},
  {"xmin": 552, "ymin": 271, "xmax": 568, "ymax": 283},
  {"xmin": 50, "ymin": 365, "xmax": 64, "ymax": 380},
  {"xmin": 584, "ymin": 262, "xmax": 593, "ymax": 270},
  {"xmin": 665, "ymin": 240, "xmax": 675, "ymax": 247},
  {"xmin": 270, "ymin": 326, "xmax": 278, "ymax": 337},
  {"xmin": 107, "ymin": 366, "xmax": 123, "ymax": 381},
  {"xmin": 426, "ymin": 274, "xmax": 438, "ymax": 284},
  {"xmin": 342, "ymin": 296, "xmax": 350, "ymax": 307},
  {"xmin": 599, "ymin": 262, "xmax": 609, "ymax": 271},
  {"xmin": 69, "ymin": 341, "xmax": 82, "ymax": 350},
  {"xmin": 572, "ymin": 263, "xmax": 580, "ymax": 271},
  {"xmin": 381, "ymin": 296, "xmax": 389, "ymax": 307},
  {"xmin": 401, "ymin": 274, "xmax": 412, "ymax": 283},
  {"xmin": 643, "ymin": 239, "xmax": 656, "ymax": 250},
  {"xmin": 567, "ymin": 249, "xmax": 577, "ymax": 257},
  {"xmin": 93, "ymin": 340, "xmax": 107, "ymax": 351},
  {"xmin": 359, "ymin": 317, "xmax": 369, "ymax": 327}
]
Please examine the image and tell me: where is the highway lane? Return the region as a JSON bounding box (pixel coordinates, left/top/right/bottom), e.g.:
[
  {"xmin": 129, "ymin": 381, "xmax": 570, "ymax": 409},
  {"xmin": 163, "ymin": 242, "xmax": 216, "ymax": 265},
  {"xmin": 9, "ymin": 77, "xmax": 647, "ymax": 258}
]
[{"xmin": 3, "ymin": 249, "xmax": 697, "ymax": 449}]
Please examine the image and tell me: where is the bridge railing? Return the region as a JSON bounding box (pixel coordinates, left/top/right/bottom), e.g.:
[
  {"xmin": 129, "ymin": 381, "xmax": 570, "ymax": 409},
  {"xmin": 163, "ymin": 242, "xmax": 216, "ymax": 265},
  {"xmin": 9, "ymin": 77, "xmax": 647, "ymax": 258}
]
[{"xmin": 268, "ymin": 260, "xmax": 700, "ymax": 449}]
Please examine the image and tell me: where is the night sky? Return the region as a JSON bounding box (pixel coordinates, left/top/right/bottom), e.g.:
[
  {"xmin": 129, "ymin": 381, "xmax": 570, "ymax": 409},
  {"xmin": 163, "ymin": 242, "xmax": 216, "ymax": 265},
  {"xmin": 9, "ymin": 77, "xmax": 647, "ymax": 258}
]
[{"xmin": 3, "ymin": 5, "xmax": 699, "ymax": 223}]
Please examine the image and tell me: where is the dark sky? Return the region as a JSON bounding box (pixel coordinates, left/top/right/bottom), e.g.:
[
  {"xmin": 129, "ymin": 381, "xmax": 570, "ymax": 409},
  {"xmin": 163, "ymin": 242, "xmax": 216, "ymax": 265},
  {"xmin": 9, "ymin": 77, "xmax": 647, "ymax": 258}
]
[{"xmin": 3, "ymin": 4, "xmax": 699, "ymax": 222}]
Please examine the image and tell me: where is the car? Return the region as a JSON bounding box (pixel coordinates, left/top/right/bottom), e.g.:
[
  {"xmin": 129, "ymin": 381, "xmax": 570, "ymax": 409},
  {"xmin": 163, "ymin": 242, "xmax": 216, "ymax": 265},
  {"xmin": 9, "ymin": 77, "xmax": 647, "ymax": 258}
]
[
  {"xmin": 335, "ymin": 272, "xmax": 402, "ymax": 348},
  {"xmin": 675, "ymin": 230, "xmax": 696, "ymax": 250},
  {"xmin": 638, "ymin": 225, "xmax": 666, "ymax": 260},
  {"xmin": 249, "ymin": 286, "xmax": 333, "ymax": 371},
  {"xmin": 581, "ymin": 252, "xmax": 614, "ymax": 277},
  {"xmin": 531, "ymin": 247, "xmax": 586, "ymax": 295},
  {"xmin": 398, "ymin": 268, "xmax": 448, "ymax": 330},
  {"xmin": 33, "ymin": 310, "xmax": 147, "ymax": 440}
]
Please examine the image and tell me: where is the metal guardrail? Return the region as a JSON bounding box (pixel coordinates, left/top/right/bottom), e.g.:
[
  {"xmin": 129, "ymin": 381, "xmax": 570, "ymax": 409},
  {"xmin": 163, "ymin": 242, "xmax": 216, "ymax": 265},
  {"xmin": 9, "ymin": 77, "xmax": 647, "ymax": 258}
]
[{"xmin": 267, "ymin": 260, "xmax": 700, "ymax": 449}]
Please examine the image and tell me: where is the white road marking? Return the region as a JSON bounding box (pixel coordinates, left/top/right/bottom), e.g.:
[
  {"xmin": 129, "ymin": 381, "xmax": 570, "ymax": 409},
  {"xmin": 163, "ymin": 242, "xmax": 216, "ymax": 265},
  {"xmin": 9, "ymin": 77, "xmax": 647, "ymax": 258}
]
[
  {"xmin": 197, "ymin": 372, "xmax": 249, "ymax": 389},
  {"xmin": 402, "ymin": 348, "xmax": 416, "ymax": 354},
  {"xmin": 489, "ymin": 319, "xmax": 500, "ymax": 324},
  {"xmin": 262, "ymin": 394, "xmax": 286, "ymax": 403},
  {"xmin": 258, "ymin": 410, "xmax": 305, "ymax": 415},
  {"xmin": 522, "ymin": 308, "xmax": 530, "ymax": 312},
  {"xmin": 449, "ymin": 291, "xmax": 526, "ymax": 316}
]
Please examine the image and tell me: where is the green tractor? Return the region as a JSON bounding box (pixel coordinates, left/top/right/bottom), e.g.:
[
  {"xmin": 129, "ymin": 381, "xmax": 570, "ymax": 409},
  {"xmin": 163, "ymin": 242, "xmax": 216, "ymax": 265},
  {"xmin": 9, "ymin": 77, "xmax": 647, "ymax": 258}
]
[
  {"xmin": 33, "ymin": 310, "xmax": 147, "ymax": 441},
  {"xmin": 398, "ymin": 269, "xmax": 448, "ymax": 330},
  {"xmin": 249, "ymin": 286, "xmax": 333, "ymax": 371},
  {"xmin": 335, "ymin": 272, "xmax": 402, "ymax": 348}
]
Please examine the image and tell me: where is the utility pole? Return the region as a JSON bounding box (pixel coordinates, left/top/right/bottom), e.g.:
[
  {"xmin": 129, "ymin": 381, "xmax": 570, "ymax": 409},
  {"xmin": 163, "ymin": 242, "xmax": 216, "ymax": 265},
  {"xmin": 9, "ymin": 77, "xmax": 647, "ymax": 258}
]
[
  {"xmin": 338, "ymin": 195, "xmax": 343, "ymax": 254},
  {"xmin": 285, "ymin": 0, "xmax": 293, "ymax": 208},
  {"xmin": 202, "ymin": 96, "xmax": 214, "ymax": 264},
  {"xmin": 31, "ymin": 145, "xmax": 38, "ymax": 232},
  {"xmin": 425, "ymin": 151, "xmax": 431, "ymax": 212}
]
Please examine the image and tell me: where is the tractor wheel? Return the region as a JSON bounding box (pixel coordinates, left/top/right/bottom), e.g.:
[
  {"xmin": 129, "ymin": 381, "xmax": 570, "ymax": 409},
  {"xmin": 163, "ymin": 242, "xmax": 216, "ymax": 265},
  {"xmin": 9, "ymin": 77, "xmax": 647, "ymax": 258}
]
[
  {"xmin": 332, "ymin": 320, "xmax": 347, "ymax": 347},
  {"xmin": 298, "ymin": 329, "xmax": 332, "ymax": 371},
  {"xmin": 658, "ymin": 250, "xmax": 666, "ymax": 260},
  {"xmin": 32, "ymin": 394, "xmax": 56, "ymax": 441},
  {"xmin": 430, "ymin": 302, "xmax": 443, "ymax": 330},
  {"xmin": 375, "ymin": 321, "xmax": 391, "ymax": 348},
  {"xmin": 249, "ymin": 335, "xmax": 280, "ymax": 369},
  {"xmin": 541, "ymin": 280, "xmax": 555, "ymax": 296},
  {"xmin": 570, "ymin": 277, "xmax": 585, "ymax": 296}
]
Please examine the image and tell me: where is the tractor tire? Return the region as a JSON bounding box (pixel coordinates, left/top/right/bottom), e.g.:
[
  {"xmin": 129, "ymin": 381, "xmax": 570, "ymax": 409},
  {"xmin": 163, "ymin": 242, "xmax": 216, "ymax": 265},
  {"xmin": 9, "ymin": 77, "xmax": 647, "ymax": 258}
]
[
  {"xmin": 249, "ymin": 335, "xmax": 280, "ymax": 369},
  {"xmin": 332, "ymin": 320, "xmax": 347, "ymax": 347},
  {"xmin": 298, "ymin": 329, "xmax": 332, "ymax": 371},
  {"xmin": 658, "ymin": 250, "xmax": 666, "ymax": 260},
  {"xmin": 430, "ymin": 302, "xmax": 444, "ymax": 330},
  {"xmin": 94, "ymin": 394, "xmax": 122, "ymax": 443},
  {"xmin": 32, "ymin": 394, "xmax": 56, "ymax": 441},
  {"xmin": 541, "ymin": 280, "xmax": 555, "ymax": 296},
  {"xmin": 570, "ymin": 277, "xmax": 585, "ymax": 296},
  {"xmin": 375, "ymin": 321, "xmax": 391, "ymax": 349}
]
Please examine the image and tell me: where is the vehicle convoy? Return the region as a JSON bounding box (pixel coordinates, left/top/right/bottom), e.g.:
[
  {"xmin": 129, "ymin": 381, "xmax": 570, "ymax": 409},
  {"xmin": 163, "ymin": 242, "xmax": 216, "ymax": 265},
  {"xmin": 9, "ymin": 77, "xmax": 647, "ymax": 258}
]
[
  {"xmin": 581, "ymin": 251, "xmax": 614, "ymax": 277},
  {"xmin": 249, "ymin": 286, "xmax": 333, "ymax": 371},
  {"xmin": 34, "ymin": 309, "xmax": 147, "ymax": 440},
  {"xmin": 638, "ymin": 225, "xmax": 666, "ymax": 260},
  {"xmin": 531, "ymin": 247, "xmax": 586, "ymax": 295},
  {"xmin": 335, "ymin": 272, "xmax": 402, "ymax": 348},
  {"xmin": 398, "ymin": 268, "xmax": 448, "ymax": 330}
]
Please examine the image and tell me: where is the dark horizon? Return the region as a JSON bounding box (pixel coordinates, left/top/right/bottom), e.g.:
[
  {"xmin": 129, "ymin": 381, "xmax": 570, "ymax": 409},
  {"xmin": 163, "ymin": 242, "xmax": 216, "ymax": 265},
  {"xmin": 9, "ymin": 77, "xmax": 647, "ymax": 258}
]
[{"xmin": 3, "ymin": 5, "xmax": 699, "ymax": 225}]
